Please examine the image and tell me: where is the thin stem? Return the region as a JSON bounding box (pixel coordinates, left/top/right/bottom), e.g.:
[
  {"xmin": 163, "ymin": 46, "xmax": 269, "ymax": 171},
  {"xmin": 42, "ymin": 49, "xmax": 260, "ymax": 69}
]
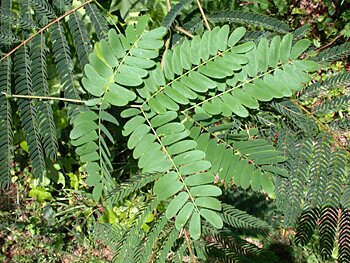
[
  {"xmin": 175, "ymin": 25, "xmax": 194, "ymax": 38},
  {"xmin": 184, "ymin": 229, "xmax": 196, "ymax": 263},
  {"xmin": 161, "ymin": 0, "xmax": 172, "ymax": 69},
  {"xmin": 166, "ymin": 0, "xmax": 171, "ymax": 12},
  {"xmin": 196, "ymin": 0, "xmax": 211, "ymax": 31},
  {"xmin": 54, "ymin": 205, "xmax": 86, "ymax": 217},
  {"xmin": 0, "ymin": 0, "xmax": 94, "ymax": 62},
  {"xmin": 1, "ymin": 92, "xmax": 85, "ymax": 104},
  {"xmin": 92, "ymin": 0, "xmax": 121, "ymax": 33},
  {"xmin": 314, "ymin": 34, "xmax": 342, "ymax": 52},
  {"xmin": 161, "ymin": 37, "xmax": 171, "ymax": 70}
]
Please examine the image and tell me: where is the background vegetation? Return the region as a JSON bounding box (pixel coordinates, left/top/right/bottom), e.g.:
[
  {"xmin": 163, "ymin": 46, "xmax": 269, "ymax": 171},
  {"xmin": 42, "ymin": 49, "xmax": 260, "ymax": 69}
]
[{"xmin": 0, "ymin": 0, "xmax": 349, "ymax": 262}]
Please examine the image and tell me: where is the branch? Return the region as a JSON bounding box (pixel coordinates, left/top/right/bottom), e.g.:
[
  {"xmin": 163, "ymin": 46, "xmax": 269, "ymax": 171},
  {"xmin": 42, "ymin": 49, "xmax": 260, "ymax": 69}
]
[
  {"xmin": 166, "ymin": 0, "xmax": 171, "ymax": 12},
  {"xmin": 314, "ymin": 34, "xmax": 342, "ymax": 52},
  {"xmin": 196, "ymin": 0, "xmax": 211, "ymax": 31},
  {"xmin": 175, "ymin": 25, "xmax": 194, "ymax": 38},
  {"xmin": 0, "ymin": 0, "xmax": 94, "ymax": 62},
  {"xmin": 184, "ymin": 228, "xmax": 197, "ymax": 263},
  {"xmin": 1, "ymin": 92, "xmax": 85, "ymax": 104}
]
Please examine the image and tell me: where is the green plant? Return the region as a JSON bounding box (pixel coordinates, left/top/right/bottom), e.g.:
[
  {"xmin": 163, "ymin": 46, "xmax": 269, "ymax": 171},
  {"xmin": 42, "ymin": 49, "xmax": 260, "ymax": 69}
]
[{"xmin": 1, "ymin": 0, "xmax": 350, "ymax": 262}]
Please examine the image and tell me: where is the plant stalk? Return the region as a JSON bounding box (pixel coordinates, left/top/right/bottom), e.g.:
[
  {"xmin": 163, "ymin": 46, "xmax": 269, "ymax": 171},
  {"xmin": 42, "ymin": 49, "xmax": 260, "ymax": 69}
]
[
  {"xmin": 0, "ymin": 0, "xmax": 94, "ymax": 62},
  {"xmin": 184, "ymin": 228, "xmax": 196, "ymax": 263},
  {"xmin": 196, "ymin": 0, "xmax": 211, "ymax": 31},
  {"xmin": 175, "ymin": 25, "xmax": 194, "ymax": 38},
  {"xmin": 1, "ymin": 92, "xmax": 85, "ymax": 104}
]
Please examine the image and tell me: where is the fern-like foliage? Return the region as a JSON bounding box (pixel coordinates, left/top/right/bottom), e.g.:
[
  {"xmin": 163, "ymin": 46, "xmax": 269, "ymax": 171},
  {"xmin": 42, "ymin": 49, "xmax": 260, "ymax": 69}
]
[
  {"xmin": 107, "ymin": 172, "xmax": 162, "ymax": 204},
  {"xmin": 70, "ymin": 14, "xmax": 321, "ymax": 261},
  {"xmin": 221, "ymin": 203, "xmax": 272, "ymax": 236},
  {"xmin": 0, "ymin": 0, "xmax": 114, "ymax": 186},
  {"xmin": 85, "ymin": 3, "xmax": 109, "ymax": 41},
  {"xmin": 300, "ymin": 71, "xmax": 350, "ymax": 100},
  {"xmin": 313, "ymin": 42, "xmax": 350, "ymax": 63},
  {"xmin": 162, "ymin": 0, "xmax": 194, "ymax": 28},
  {"xmin": 202, "ymin": 225, "xmax": 273, "ymax": 263},
  {"xmin": 14, "ymin": 45, "xmax": 46, "ymax": 180},
  {"xmin": 30, "ymin": 34, "xmax": 58, "ymax": 161},
  {"xmin": 0, "ymin": 57, "xmax": 13, "ymax": 188},
  {"xmin": 94, "ymin": 198, "xmax": 179, "ymax": 263},
  {"xmin": 271, "ymin": 99, "xmax": 318, "ymax": 135},
  {"xmin": 339, "ymin": 172, "xmax": 350, "ymax": 262},
  {"xmin": 67, "ymin": 12, "xmax": 93, "ymax": 69},
  {"xmin": 0, "ymin": 0, "xmax": 13, "ymax": 188},
  {"xmin": 2, "ymin": 1, "xmax": 350, "ymax": 261},
  {"xmin": 171, "ymin": 8, "xmax": 292, "ymax": 47},
  {"xmin": 273, "ymin": 110, "xmax": 350, "ymax": 261},
  {"xmin": 313, "ymin": 95, "xmax": 350, "ymax": 114},
  {"xmin": 207, "ymin": 10, "xmax": 290, "ymax": 33},
  {"xmin": 51, "ymin": 22, "xmax": 81, "ymax": 112},
  {"xmin": 339, "ymin": 209, "xmax": 350, "ymax": 263}
]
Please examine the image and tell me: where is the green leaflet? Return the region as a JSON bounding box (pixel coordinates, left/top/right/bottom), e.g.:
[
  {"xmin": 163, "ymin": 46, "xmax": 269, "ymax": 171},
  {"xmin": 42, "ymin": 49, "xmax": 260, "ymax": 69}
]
[
  {"xmin": 168, "ymin": 140, "xmax": 198, "ymax": 155},
  {"xmin": 190, "ymin": 185, "xmax": 222, "ymax": 197},
  {"xmin": 290, "ymin": 39, "xmax": 311, "ymax": 59},
  {"xmin": 268, "ymin": 35, "xmax": 281, "ymax": 68},
  {"xmin": 127, "ymin": 124, "xmax": 151, "ymax": 149},
  {"xmin": 260, "ymin": 173, "xmax": 275, "ymax": 195},
  {"xmin": 184, "ymin": 172, "xmax": 215, "ymax": 186},
  {"xmin": 123, "ymin": 115, "xmax": 146, "ymax": 136},
  {"xmin": 166, "ymin": 192, "xmax": 189, "ymax": 219},
  {"xmin": 189, "ymin": 212, "xmax": 201, "ymax": 240},
  {"xmin": 179, "ymin": 160, "xmax": 212, "ymax": 175},
  {"xmin": 175, "ymin": 202, "xmax": 194, "ymax": 230},
  {"xmin": 195, "ymin": 197, "xmax": 222, "ymax": 211},
  {"xmin": 154, "ymin": 172, "xmax": 184, "ymax": 201},
  {"xmin": 76, "ymin": 141, "xmax": 98, "ymax": 156},
  {"xmin": 150, "ymin": 111, "xmax": 178, "ymax": 127},
  {"xmin": 279, "ymin": 33, "xmax": 293, "ymax": 63},
  {"xmin": 70, "ymin": 121, "xmax": 98, "ymax": 140},
  {"xmin": 228, "ymin": 27, "xmax": 246, "ymax": 47},
  {"xmin": 92, "ymin": 182, "xmax": 103, "ymax": 202},
  {"xmin": 200, "ymin": 208, "xmax": 223, "ymax": 229},
  {"xmin": 173, "ymin": 150, "xmax": 206, "ymax": 166},
  {"xmin": 82, "ymin": 77, "xmax": 106, "ymax": 97}
]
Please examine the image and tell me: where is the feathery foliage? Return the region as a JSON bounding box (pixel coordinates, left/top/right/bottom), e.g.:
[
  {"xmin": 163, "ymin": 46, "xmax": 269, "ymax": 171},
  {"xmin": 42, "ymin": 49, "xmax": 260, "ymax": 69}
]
[
  {"xmin": 1, "ymin": 1, "xmax": 350, "ymax": 262},
  {"xmin": 162, "ymin": 0, "xmax": 194, "ymax": 28},
  {"xmin": 207, "ymin": 10, "xmax": 290, "ymax": 33},
  {"xmin": 0, "ymin": 0, "xmax": 109, "ymax": 185}
]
